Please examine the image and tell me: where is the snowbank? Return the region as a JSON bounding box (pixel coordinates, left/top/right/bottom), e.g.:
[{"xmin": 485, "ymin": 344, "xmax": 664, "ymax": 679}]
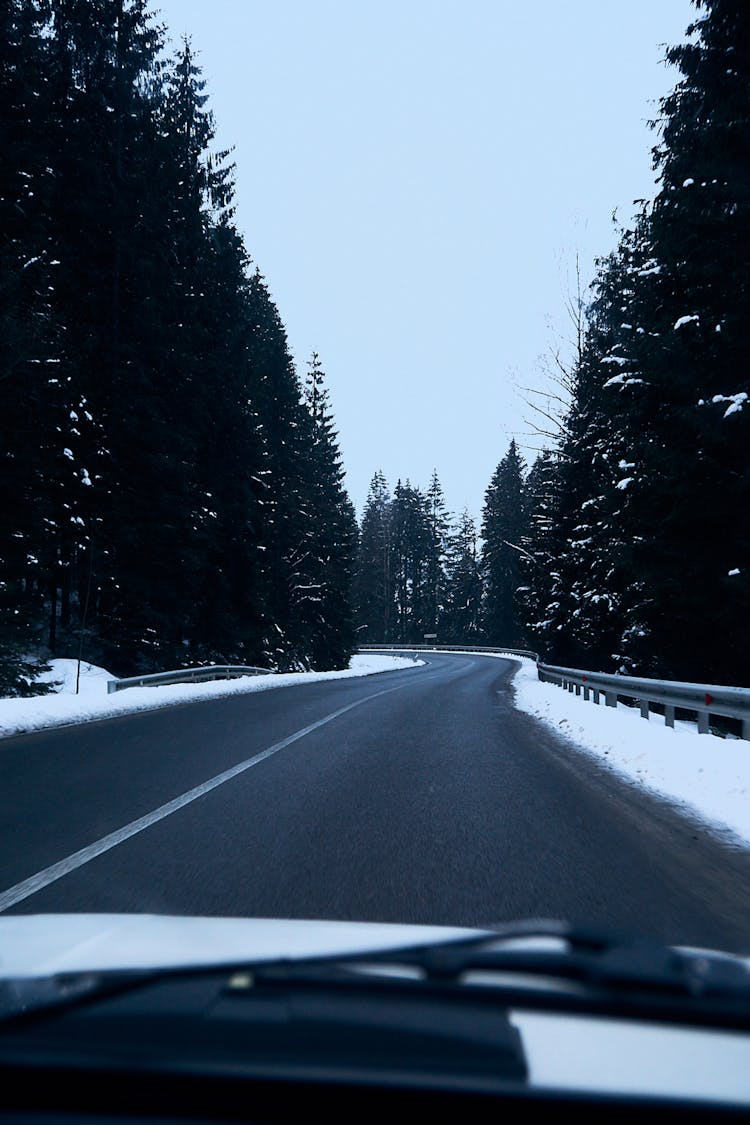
[
  {"xmin": 510, "ymin": 658, "xmax": 750, "ymax": 847},
  {"xmin": 35, "ymin": 658, "xmax": 113, "ymax": 697},
  {"xmin": 0, "ymin": 655, "xmax": 422, "ymax": 741}
]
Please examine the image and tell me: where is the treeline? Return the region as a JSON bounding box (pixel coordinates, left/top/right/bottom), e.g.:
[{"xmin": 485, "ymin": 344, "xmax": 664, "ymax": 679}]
[
  {"xmin": 352, "ymin": 446, "xmax": 527, "ymax": 649},
  {"xmin": 357, "ymin": 0, "xmax": 750, "ymax": 685},
  {"xmin": 519, "ymin": 0, "xmax": 749, "ymax": 686},
  {"xmin": 1, "ymin": 0, "xmax": 355, "ymax": 691},
  {"xmin": 354, "ymin": 470, "xmax": 481, "ymax": 646}
]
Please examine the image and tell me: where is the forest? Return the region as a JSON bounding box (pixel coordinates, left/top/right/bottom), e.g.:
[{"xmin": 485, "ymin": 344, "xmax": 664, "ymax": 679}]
[
  {"xmin": 2, "ymin": 0, "xmax": 748, "ymax": 694},
  {"xmin": 355, "ymin": 0, "xmax": 750, "ymax": 686},
  {"xmin": 1, "ymin": 0, "xmax": 355, "ymax": 691}
]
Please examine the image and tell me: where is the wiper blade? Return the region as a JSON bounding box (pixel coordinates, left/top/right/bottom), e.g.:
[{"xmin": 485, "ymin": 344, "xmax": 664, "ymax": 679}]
[
  {"xmin": 2, "ymin": 919, "xmax": 748, "ymax": 1032},
  {"xmin": 420, "ymin": 937, "xmax": 750, "ymax": 998},
  {"xmin": 250, "ymin": 919, "xmax": 750, "ymax": 1025},
  {"xmin": 408, "ymin": 920, "xmax": 750, "ymax": 998}
]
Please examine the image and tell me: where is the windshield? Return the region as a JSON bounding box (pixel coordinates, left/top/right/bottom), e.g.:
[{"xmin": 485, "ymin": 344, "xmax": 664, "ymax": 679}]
[{"xmin": 1, "ymin": 0, "xmax": 749, "ymax": 969}]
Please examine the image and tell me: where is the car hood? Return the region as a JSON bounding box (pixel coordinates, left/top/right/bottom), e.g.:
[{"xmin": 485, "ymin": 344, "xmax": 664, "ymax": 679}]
[
  {"xmin": 0, "ymin": 912, "xmax": 476, "ymax": 978},
  {"xmin": 1, "ymin": 914, "xmax": 750, "ymax": 1105}
]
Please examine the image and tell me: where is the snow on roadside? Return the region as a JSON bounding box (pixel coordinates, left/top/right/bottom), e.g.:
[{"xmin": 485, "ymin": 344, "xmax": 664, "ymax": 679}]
[
  {"xmin": 35, "ymin": 658, "xmax": 113, "ymax": 697},
  {"xmin": 509, "ymin": 657, "xmax": 750, "ymax": 848},
  {"xmin": 0, "ymin": 655, "xmax": 422, "ymax": 741}
]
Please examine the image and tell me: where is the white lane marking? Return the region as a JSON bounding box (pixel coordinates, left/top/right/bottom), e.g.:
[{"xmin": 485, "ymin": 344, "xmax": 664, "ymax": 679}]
[{"xmin": 0, "ymin": 683, "xmax": 409, "ymax": 913}]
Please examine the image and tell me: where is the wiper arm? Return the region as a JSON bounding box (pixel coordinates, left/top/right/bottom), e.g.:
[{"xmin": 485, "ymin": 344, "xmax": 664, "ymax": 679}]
[
  {"xmin": 411, "ymin": 921, "xmax": 750, "ymax": 999},
  {"xmin": 2, "ymin": 920, "xmax": 748, "ymax": 1032},
  {"xmin": 251, "ymin": 919, "xmax": 750, "ymax": 1027},
  {"xmin": 420, "ymin": 937, "xmax": 750, "ymax": 998},
  {"xmin": 0, "ymin": 969, "xmax": 159, "ymax": 1025}
]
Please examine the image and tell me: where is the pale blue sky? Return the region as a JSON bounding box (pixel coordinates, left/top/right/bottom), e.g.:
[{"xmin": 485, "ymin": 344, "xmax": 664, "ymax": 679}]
[{"xmin": 155, "ymin": 0, "xmax": 693, "ymax": 520}]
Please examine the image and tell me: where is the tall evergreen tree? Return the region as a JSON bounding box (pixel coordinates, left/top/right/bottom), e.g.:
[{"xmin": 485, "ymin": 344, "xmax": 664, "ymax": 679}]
[
  {"xmin": 520, "ymin": 2, "xmax": 750, "ymax": 684},
  {"xmin": 481, "ymin": 440, "xmax": 526, "ymax": 646},
  {"xmin": 616, "ymin": 0, "xmax": 750, "ymax": 681},
  {"xmin": 390, "ymin": 481, "xmax": 433, "ymax": 643},
  {"xmin": 354, "ymin": 472, "xmax": 393, "ymax": 643},
  {"xmin": 424, "ymin": 470, "xmax": 450, "ymax": 636},
  {"xmin": 0, "ymin": 0, "xmax": 59, "ymax": 690},
  {"xmin": 442, "ymin": 509, "xmax": 482, "ymax": 644},
  {"xmin": 0, "ymin": 0, "xmax": 358, "ymax": 685},
  {"xmin": 245, "ymin": 271, "xmax": 319, "ymax": 669},
  {"xmin": 534, "ymin": 218, "xmax": 657, "ymax": 669},
  {"xmin": 517, "ymin": 451, "xmax": 562, "ymax": 656},
  {"xmin": 300, "ymin": 353, "xmax": 356, "ymax": 669}
]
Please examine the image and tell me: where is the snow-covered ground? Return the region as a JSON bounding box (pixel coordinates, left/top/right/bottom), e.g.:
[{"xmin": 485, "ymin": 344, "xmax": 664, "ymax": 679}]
[
  {"xmin": 0, "ymin": 655, "xmax": 421, "ymax": 741},
  {"xmin": 510, "ymin": 657, "xmax": 750, "ymax": 848}
]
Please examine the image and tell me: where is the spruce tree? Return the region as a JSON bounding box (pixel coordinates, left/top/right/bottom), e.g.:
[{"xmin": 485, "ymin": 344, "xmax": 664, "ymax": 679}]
[
  {"xmin": 390, "ymin": 481, "xmax": 434, "ymax": 643},
  {"xmin": 425, "ymin": 470, "xmax": 450, "ymax": 637},
  {"xmin": 442, "ymin": 510, "xmax": 482, "ymax": 644},
  {"xmin": 0, "ymin": 0, "xmax": 58, "ymax": 688},
  {"xmin": 517, "ymin": 451, "xmax": 562, "ymax": 657},
  {"xmin": 245, "ymin": 271, "xmax": 317, "ymax": 669},
  {"xmin": 300, "ymin": 353, "xmax": 356, "ymax": 669},
  {"xmin": 620, "ymin": 0, "xmax": 750, "ymax": 681},
  {"xmin": 0, "ymin": 0, "xmax": 361, "ymax": 686},
  {"xmin": 481, "ymin": 440, "xmax": 526, "ymax": 646},
  {"xmin": 354, "ymin": 472, "xmax": 393, "ymax": 643}
]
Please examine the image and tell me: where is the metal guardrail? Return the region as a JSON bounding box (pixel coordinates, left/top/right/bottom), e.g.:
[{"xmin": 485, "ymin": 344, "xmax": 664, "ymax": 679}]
[
  {"xmin": 359, "ymin": 643, "xmax": 540, "ymax": 660},
  {"xmin": 107, "ymin": 664, "xmax": 270, "ymax": 694},
  {"xmin": 538, "ymin": 661, "xmax": 750, "ymax": 741},
  {"xmin": 108, "ymin": 649, "xmax": 750, "ymax": 741}
]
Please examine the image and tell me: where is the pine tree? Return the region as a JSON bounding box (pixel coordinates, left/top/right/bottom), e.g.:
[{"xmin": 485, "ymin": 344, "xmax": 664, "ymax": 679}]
[
  {"xmin": 517, "ymin": 451, "xmax": 562, "ymax": 657},
  {"xmin": 245, "ymin": 272, "xmax": 316, "ymax": 669},
  {"xmin": 618, "ymin": 0, "xmax": 750, "ymax": 681},
  {"xmin": 38, "ymin": 0, "xmax": 171, "ymax": 670},
  {"xmin": 534, "ymin": 218, "xmax": 657, "ymax": 669},
  {"xmin": 300, "ymin": 353, "xmax": 356, "ymax": 669},
  {"xmin": 562, "ymin": 0, "xmax": 750, "ymax": 682},
  {"xmin": 0, "ymin": 0, "xmax": 55, "ymax": 688},
  {"xmin": 354, "ymin": 472, "xmax": 393, "ymax": 643},
  {"xmin": 0, "ymin": 1, "xmax": 361, "ymax": 686},
  {"xmin": 481, "ymin": 440, "xmax": 527, "ymax": 646},
  {"xmin": 442, "ymin": 510, "xmax": 482, "ymax": 643},
  {"xmin": 181, "ymin": 218, "xmax": 270, "ymax": 667},
  {"xmin": 390, "ymin": 481, "xmax": 434, "ymax": 643},
  {"xmin": 425, "ymin": 470, "xmax": 450, "ymax": 636}
]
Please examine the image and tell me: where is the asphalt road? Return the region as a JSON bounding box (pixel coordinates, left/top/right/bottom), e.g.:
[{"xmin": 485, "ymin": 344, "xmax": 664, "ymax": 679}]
[{"xmin": 2, "ymin": 653, "xmax": 749, "ymax": 952}]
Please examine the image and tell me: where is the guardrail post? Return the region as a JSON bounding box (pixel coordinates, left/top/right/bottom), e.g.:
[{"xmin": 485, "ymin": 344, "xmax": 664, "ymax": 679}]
[
  {"xmin": 743, "ymin": 718, "xmax": 750, "ymax": 742},
  {"xmin": 605, "ymin": 691, "xmax": 617, "ymax": 708},
  {"xmin": 664, "ymin": 705, "xmax": 675, "ymax": 729},
  {"xmin": 591, "ymin": 688, "xmax": 600, "ymax": 704},
  {"xmin": 583, "ymin": 686, "xmax": 590, "ymax": 701},
  {"xmin": 639, "ymin": 699, "xmax": 649, "ymax": 719},
  {"xmin": 698, "ymin": 710, "xmax": 710, "ymax": 734},
  {"xmin": 575, "ymin": 684, "xmax": 581, "ymax": 696}
]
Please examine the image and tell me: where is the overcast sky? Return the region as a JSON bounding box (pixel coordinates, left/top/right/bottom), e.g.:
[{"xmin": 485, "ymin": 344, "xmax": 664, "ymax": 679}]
[{"xmin": 155, "ymin": 0, "xmax": 694, "ymax": 520}]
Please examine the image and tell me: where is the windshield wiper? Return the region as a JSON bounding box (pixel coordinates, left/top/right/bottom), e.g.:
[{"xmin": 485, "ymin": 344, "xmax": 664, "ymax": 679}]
[
  {"xmin": 250, "ymin": 919, "xmax": 750, "ymax": 1029},
  {"xmin": 1, "ymin": 920, "xmax": 748, "ymax": 1032},
  {"xmin": 0, "ymin": 969, "xmax": 160, "ymax": 1026}
]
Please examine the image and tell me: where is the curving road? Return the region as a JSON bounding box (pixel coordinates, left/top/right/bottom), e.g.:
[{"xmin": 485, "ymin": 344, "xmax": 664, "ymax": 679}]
[{"xmin": 2, "ymin": 653, "xmax": 749, "ymax": 952}]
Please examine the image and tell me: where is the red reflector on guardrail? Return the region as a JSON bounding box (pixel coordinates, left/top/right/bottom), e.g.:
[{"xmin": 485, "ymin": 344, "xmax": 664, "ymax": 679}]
[{"xmin": 705, "ymin": 692, "xmax": 713, "ymax": 706}]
